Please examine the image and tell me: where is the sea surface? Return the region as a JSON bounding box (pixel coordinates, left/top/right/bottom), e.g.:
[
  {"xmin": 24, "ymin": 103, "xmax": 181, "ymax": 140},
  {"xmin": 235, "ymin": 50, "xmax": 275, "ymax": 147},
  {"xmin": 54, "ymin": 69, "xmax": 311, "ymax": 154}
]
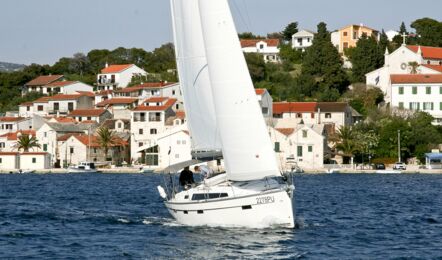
[{"xmin": 1, "ymin": 173, "xmax": 441, "ymax": 259}]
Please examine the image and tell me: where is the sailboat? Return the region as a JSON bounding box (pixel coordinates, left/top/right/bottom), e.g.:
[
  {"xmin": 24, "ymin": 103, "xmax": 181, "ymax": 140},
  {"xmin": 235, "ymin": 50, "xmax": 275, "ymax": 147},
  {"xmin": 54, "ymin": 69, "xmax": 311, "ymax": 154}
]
[{"xmin": 157, "ymin": 0, "xmax": 295, "ymax": 228}]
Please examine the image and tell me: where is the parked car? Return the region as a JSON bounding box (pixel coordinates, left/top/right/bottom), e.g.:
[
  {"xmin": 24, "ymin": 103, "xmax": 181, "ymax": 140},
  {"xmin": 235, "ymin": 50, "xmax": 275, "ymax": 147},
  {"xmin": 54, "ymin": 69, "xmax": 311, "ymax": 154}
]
[
  {"xmin": 393, "ymin": 162, "xmax": 406, "ymax": 170},
  {"xmin": 374, "ymin": 163, "xmax": 386, "ymax": 170}
]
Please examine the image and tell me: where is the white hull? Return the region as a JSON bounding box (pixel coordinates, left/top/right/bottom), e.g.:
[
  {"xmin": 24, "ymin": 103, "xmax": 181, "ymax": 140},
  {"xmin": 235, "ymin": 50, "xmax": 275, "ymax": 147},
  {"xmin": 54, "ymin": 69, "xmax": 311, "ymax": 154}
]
[
  {"xmin": 162, "ymin": 175, "xmax": 295, "ymax": 228},
  {"xmin": 68, "ymin": 169, "xmax": 97, "ymax": 174}
]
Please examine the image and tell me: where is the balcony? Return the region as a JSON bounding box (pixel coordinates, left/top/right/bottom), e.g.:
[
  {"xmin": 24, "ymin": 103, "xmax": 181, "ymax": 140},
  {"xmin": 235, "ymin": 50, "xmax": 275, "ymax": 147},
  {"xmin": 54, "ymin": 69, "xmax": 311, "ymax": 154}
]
[{"xmin": 96, "ymin": 78, "xmax": 117, "ymax": 86}]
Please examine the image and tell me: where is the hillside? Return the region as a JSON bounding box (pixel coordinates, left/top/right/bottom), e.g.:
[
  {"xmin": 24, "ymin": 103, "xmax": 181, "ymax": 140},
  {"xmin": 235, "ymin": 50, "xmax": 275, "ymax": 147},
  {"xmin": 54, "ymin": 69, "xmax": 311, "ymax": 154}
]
[{"xmin": 0, "ymin": 61, "xmax": 26, "ymax": 72}]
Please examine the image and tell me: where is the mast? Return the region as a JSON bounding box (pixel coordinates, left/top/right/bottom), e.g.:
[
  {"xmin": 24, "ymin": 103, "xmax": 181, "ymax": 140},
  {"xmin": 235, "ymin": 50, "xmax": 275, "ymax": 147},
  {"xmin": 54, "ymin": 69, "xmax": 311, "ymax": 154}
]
[{"xmin": 198, "ymin": 0, "xmax": 280, "ymax": 181}]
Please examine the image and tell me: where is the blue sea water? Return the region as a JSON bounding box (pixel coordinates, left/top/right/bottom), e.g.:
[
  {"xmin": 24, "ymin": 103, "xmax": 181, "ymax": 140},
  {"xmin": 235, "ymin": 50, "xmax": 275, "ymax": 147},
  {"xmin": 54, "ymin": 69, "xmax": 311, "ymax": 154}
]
[{"xmin": 0, "ymin": 173, "xmax": 441, "ymax": 259}]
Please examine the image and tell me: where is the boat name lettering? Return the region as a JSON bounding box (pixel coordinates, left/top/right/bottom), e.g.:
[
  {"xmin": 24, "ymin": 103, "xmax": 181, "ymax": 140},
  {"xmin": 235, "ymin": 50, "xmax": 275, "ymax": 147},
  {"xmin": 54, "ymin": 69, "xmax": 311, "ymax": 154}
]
[{"xmin": 256, "ymin": 196, "xmax": 275, "ymax": 204}]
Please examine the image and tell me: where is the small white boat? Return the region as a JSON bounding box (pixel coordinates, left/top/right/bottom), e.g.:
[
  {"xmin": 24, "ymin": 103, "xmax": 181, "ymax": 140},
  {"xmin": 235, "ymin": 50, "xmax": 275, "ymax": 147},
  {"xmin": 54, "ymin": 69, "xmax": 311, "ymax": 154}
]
[
  {"xmin": 15, "ymin": 169, "xmax": 35, "ymax": 174},
  {"xmin": 68, "ymin": 162, "xmax": 97, "ymax": 173},
  {"xmin": 376, "ymin": 170, "xmax": 401, "ymax": 174}
]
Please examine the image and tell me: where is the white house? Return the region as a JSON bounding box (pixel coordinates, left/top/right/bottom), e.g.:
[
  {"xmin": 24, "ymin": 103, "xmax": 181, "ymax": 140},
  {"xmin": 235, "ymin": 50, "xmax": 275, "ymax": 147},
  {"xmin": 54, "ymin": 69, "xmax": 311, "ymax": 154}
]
[
  {"xmin": 43, "ymin": 81, "xmax": 93, "ymax": 95},
  {"xmin": 67, "ymin": 109, "xmax": 112, "ymax": 123},
  {"xmin": 96, "ymin": 64, "xmax": 148, "ymax": 91},
  {"xmin": 19, "ymin": 152, "xmax": 51, "ymax": 170},
  {"xmin": 24, "ymin": 93, "xmax": 94, "ymax": 117},
  {"xmin": 94, "ymin": 90, "xmax": 114, "ymax": 105},
  {"xmin": 292, "ymin": 30, "xmax": 315, "ymax": 51},
  {"xmin": 270, "ymin": 125, "xmax": 327, "ymax": 171},
  {"xmin": 390, "ymin": 74, "xmax": 442, "ymax": 124},
  {"xmin": 0, "ymin": 130, "xmax": 36, "ymax": 152},
  {"xmin": 137, "ymin": 123, "xmax": 192, "ymax": 170},
  {"xmin": 23, "ymin": 75, "xmax": 64, "ymax": 96},
  {"xmin": 366, "ymin": 45, "xmax": 442, "ymax": 105},
  {"xmin": 272, "ymin": 102, "xmax": 359, "ymax": 133},
  {"xmin": 240, "ymin": 39, "xmax": 281, "ymax": 63},
  {"xmin": 0, "ymin": 152, "xmax": 19, "ymax": 170},
  {"xmin": 130, "ymin": 98, "xmax": 178, "ymax": 162},
  {"xmin": 0, "ymin": 117, "xmax": 32, "ymax": 135},
  {"xmin": 18, "ymin": 102, "xmax": 34, "ymax": 118}
]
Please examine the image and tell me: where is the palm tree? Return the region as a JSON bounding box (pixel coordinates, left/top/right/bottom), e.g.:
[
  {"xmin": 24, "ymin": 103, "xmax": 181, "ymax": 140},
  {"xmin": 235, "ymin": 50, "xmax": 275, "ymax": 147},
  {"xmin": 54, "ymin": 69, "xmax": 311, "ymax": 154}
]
[
  {"xmin": 96, "ymin": 126, "xmax": 118, "ymax": 161},
  {"xmin": 333, "ymin": 126, "xmax": 357, "ymax": 164},
  {"xmin": 408, "ymin": 61, "xmax": 419, "ymax": 74},
  {"xmin": 16, "ymin": 134, "xmax": 41, "ymax": 152}
]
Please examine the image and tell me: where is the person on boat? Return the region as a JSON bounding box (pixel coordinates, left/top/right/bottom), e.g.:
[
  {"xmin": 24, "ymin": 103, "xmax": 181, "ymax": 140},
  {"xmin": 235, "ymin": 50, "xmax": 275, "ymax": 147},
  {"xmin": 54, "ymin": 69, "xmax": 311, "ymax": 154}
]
[
  {"xmin": 179, "ymin": 166, "xmax": 194, "ymax": 188},
  {"xmin": 194, "ymin": 165, "xmax": 213, "ymax": 179}
]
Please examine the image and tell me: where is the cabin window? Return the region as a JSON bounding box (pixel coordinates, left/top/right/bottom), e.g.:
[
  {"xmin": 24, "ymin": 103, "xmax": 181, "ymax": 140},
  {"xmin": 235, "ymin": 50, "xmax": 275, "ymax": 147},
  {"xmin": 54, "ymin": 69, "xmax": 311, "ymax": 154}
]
[
  {"xmin": 242, "ymin": 205, "xmax": 252, "ymax": 210},
  {"xmin": 32, "ymin": 158, "xmax": 36, "ymax": 163},
  {"xmin": 183, "ymin": 211, "xmax": 188, "ymax": 214},
  {"xmin": 191, "ymin": 193, "xmax": 228, "ymax": 200}
]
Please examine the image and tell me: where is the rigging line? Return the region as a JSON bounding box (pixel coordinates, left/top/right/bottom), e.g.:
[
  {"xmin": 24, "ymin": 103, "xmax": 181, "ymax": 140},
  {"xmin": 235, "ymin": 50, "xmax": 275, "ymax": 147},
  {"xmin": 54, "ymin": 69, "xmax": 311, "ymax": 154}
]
[
  {"xmin": 230, "ymin": 0, "xmax": 251, "ymax": 33},
  {"xmin": 193, "ymin": 64, "xmax": 208, "ymax": 87},
  {"xmin": 241, "ymin": 0, "xmax": 253, "ymax": 34}
]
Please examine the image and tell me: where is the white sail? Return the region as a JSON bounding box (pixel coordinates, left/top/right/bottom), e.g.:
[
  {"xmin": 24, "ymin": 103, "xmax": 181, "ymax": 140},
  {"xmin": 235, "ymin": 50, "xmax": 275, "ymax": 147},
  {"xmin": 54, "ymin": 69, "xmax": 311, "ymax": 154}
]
[
  {"xmin": 170, "ymin": 0, "xmax": 221, "ymax": 152},
  {"xmin": 198, "ymin": 0, "xmax": 280, "ymax": 181}
]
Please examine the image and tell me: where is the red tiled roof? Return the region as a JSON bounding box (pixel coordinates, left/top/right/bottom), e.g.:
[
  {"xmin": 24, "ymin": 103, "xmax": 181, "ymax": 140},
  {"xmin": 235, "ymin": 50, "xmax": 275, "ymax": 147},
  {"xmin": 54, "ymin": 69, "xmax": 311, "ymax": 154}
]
[
  {"xmin": 19, "ymin": 102, "xmax": 34, "ymax": 106},
  {"xmin": 96, "ymin": 90, "xmax": 113, "ymax": 96},
  {"xmin": 47, "ymin": 94, "xmax": 83, "ymax": 101},
  {"xmin": 240, "ymin": 39, "xmax": 280, "ymax": 48},
  {"xmin": 132, "ymin": 82, "xmax": 176, "ymax": 89},
  {"xmin": 422, "ymin": 64, "xmax": 442, "ymax": 73},
  {"xmin": 407, "ymin": 45, "xmax": 442, "ymax": 60},
  {"xmin": 69, "ymin": 134, "xmax": 128, "ymax": 147},
  {"xmin": 0, "ymin": 152, "xmax": 19, "ymax": 156},
  {"xmin": 133, "ymin": 98, "xmax": 177, "ymax": 111},
  {"xmin": 390, "ymin": 74, "xmax": 442, "ymax": 84},
  {"xmin": 144, "ymin": 97, "xmax": 168, "ymax": 103},
  {"xmin": 80, "ymin": 120, "xmax": 97, "ymax": 124},
  {"xmin": 101, "ymin": 64, "xmax": 133, "ymax": 74},
  {"xmin": 68, "ymin": 109, "xmax": 107, "ymax": 117},
  {"xmin": 34, "ymin": 96, "xmax": 51, "ymax": 103},
  {"xmin": 52, "ymin": 117, "xmax": 77, "ymax": 123},
  {"xmin": 276, "ymin": 128, "xmax": 295, "ymax": 136},
  {"xmin": 0, "ymin": 117, "xmax": 26, "ymax": 122},
  {"xmin": 273, "ymin": 102, "xmax": 317, "ymax": 114},
  {"xmin": 21, "ymin": 152, "xmax": 48, "ymax": 155},
  {"xmin": 57, "ymin": 133, "xmax": 75, "ymax": 142},
  {"xmin": 45, "ymin": 81, "xmax": 76, "ymax": 87},
  {"xmin": 114, "ymin": 86, "xmax": 143, "ymax": 93},
  {"xmin": 175, "ymin": 110, "xmax": 185, "ymax": 119},
  {"xmin": 75, "ymin": 91, "xmax": 95, "ymax": 97},
  {"xmin": 25, "ymin": 75, "xmax": 64, "ymax": 86},
  {"xmin": 96, "ymin": 98, "xmax": 138, "ymax": 107},
  {"xmin": 255, "ymin": 89, "xmax": 266, "ymax": 95},
  {"xmin": 0, "ymin": 130, "xmax": 36, "ymax": 141}
]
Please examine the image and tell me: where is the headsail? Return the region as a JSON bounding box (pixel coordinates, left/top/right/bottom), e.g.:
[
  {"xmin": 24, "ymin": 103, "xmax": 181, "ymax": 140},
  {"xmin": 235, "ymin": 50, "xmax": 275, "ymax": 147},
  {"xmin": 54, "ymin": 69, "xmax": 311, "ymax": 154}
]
[
  {"xmin": 198, "ymin": 0, "xmax": 280, "ymax": 181},
  {"xmin": 170, "ymin": 0, "xmax": 222, "ymax": 152}
]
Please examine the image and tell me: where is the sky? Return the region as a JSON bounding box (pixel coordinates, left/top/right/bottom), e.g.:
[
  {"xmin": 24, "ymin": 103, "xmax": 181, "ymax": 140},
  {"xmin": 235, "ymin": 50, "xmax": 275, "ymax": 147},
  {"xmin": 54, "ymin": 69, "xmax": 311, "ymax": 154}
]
[{"xmin": 1, "ymin": 0, "xmax": 441, "ymax": 65}]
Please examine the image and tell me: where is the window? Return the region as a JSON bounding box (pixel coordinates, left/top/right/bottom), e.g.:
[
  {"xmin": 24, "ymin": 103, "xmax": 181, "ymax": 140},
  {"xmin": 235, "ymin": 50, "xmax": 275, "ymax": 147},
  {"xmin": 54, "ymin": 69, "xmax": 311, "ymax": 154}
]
[
  {"xmin": 38, "ymin": 105, "xmax": 44, "ymax": 111},
  {"xmin": 176, "ymin": 104, "xmax": 179, "ymax": 110},
  {"xmin": 43, "ymin": 144, "xmax": 48, "ymax": 151},
  {"xmin": 87, "ymin": 117, "xmax": 91, "ymax": 120},
  {"xmin": 343, "ymin": 31, "xmax": 348, "ymax": 36},
  {"xmin": 259, "ymin": 44, "xmax": 264, "ymax": 49},
  {"xmin": 182, "ymin": 140, "xmax": 186, "ymax": 145},
  {"xmin": 32, "ymin": 158, "xmax": 36, "ymax": 163},
  {"xmin": 440, "ymin": 102, "xmax": 442, "ymax": 110},
  {"xmin": 440, "ymin": 86, "xmax": 442, "ymax": 94},
  {"xmin": 134, "ymin": 112, "xmax": 146, "ymax": 122},
  {"xmin": 412, "ymin": 86, "xmax": 417, "ymax": 94},
  {"xmin": 70, "ymin": 147, "xmax": 74, "ymax": 154},
  {"xmin": 398, "ymin": 87, "xmax": 404, "ymax": 95},
  {"xmin": 308, "ymin": 146, "xmax": 313, "ymax": 152},
  {"xmin": 297, "ymin": 146, "xmax": 303, "ymax": 157},
  {"xmin": 296, "ymin": 113, "xmax": 302, "ymax": 118},
  {"xmin": 343, "ymin": 42, "xmax": 349, "ymax": 49},
  {"xmin": 398, "ymin": 102, "xmax": 404, "ymax": 109},
  {"xmin": 27, "ymin": 106, "xmax": 30, "ymax": 111},
  {"xmin": 353, "ymin": 31, "xmax": 358, "ymax": 39},
  {"xmin": 150, "ymin": 128, "xmax": 157, "ymax": 135},
  {"xmin": 177, "ymin": 140, "xmax": 181, "ymax": 145},
  {"xmin": 139, "ymin": 142, "xmax": 143, "ymax": 147},
  {"xmin": 93, "ymin": 148, "xmax": 97, "ymax": 154},
  {"xmin": 172, "ymin": 90, "xmax": 176, "ymax": 95},
  {"xmin": 68, "ymin": 102, "xmax": 74, "ymax": 111},
  {"xmin": 302, "ymin": 130, "xmax": 308, "ymax": 138},
  {"xmin": 118, "ymin": 122, "xmax": 122, "ymax": 128},
  {"xmin": 426, "ymin": 86, "xmax": 431, "ymax": 94},
  {"xmin": 53, "ymin": 102, "xmax": 59, "ymax": 111},
  {"xmin": 139, "ymin": 129, "xmax": 144, "ymax": 135},
  {"xmin": 0, "ymin": 158, "xmax": 2, "ymax": 163},
  {"xmin": 191, "ymin": 193, "xmax": 228, "ymax": 201},
  {"xmin": 274, "ymin": 142, "xmax": 280, "ymax": 152},
  {"xmin": 325, "ymin": 113, "xmax": 332, "ymax": 119},
  {"xmin": 44, "ymin": 132, "xmax": 47, "ymax": 138},
  {"xmin": 146, "ymin": 145, "xmax": 159, "ymax": 166},
  {"xmin": 262, "ymin": 107, "xmax": 269, "ymax": 115},
  {"xmin": 149, "ymin": 112, "xmax": 161, "ymax": 122},
  {"xmin": 423, "ymin": 102, "xmax": 434, "ymax": 110},
  {"xmin": 409, "ymin": 102, "xmax": 420, "ymax": 110},
  {"xmin": 311, "ymin": 113, "xmax": 315, "ymax": 119},
  {"xmin": 0, "ymin": 143, "xmax": 5, "ymax": 148}
]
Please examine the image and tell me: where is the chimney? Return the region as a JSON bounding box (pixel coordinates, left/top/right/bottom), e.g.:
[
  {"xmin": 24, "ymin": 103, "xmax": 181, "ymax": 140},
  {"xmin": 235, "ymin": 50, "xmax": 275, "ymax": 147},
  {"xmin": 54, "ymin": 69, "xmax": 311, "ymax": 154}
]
[{"xmin": 105, "ymin": 62, "xmax": 109, "ymax": 68}]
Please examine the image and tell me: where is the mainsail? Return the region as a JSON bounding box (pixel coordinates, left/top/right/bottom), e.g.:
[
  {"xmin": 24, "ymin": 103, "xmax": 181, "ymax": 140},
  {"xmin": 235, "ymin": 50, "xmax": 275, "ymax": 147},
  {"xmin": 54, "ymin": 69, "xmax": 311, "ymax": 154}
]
[
  {"xmin": 170, "ymin": 0, "xmax": 221, "ymax": 152},
  {"xmin": 198, "ymin": 0, "xmax": 280, "ymax": 181}
]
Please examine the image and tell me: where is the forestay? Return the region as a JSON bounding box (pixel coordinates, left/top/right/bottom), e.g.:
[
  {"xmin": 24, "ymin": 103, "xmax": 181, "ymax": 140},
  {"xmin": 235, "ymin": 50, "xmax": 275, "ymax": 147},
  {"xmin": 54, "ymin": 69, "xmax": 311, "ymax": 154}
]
[
  {"xmin": 170, "ymin": 0, "xmax": 222, "ymax": 152},
  {"xmin": 198, "ymin": 0, "xmax": 280, "ymax": 181}
]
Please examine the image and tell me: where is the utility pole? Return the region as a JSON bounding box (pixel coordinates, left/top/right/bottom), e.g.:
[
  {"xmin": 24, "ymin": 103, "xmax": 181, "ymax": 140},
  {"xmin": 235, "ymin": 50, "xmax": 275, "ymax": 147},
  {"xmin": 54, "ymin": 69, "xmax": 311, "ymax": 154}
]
[{"xmin": 398, "ymin": 130, "xmax": 401, "ymax": 162}]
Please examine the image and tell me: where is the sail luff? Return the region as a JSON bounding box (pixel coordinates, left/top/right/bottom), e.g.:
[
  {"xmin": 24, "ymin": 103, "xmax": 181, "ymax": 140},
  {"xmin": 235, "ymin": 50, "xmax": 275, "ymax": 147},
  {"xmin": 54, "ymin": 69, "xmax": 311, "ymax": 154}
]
[
  {"xmin": 170, "ymin": 0, "xmax": 221, "ymax": 152},
  {"xmin": 198, "ymin": 0, "xmax": 280, "ymax": 181}
]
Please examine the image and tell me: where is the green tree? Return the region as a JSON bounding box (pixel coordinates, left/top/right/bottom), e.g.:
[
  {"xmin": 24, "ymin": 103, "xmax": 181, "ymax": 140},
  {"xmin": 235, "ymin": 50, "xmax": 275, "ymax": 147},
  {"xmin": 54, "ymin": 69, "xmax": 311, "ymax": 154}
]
[
  {"xmin": 411, "ymin": 18, "xmax": 442, "ymax": 47},
  {"xmin": 238, "ymin": 32, "xmax": 262, "ymax": 39},
  {"xmin": 408, "ymin": 61, "xmax": 419, "ymax": 74},
  {"xmin": 15, "ymin": 134, "xmax": 41, "ymax": 152},
  {"xmin": 378, "ymin": 29, "xmax": 391, "ymax": 56},
  {"xmin": 332, "ymin": 125, "xmax": 357, "ymax": 164},
  {"xmin": 96, "ymin": 127, "xmax": 118, "ymax": 161},
  {"xmin": 349, "ymin": 34, "xmax": 383, "ymax": 83},
  {"xmin": 302, "ymin": 22, "xmax": 349, "ymax": 94},
  {"xmin": 244, "ymin": 53, "xmax": 266, "ymax": 83},
  {"xmin": 281, "ymin": 22, "xmax": 298, "ymax": 42}
]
